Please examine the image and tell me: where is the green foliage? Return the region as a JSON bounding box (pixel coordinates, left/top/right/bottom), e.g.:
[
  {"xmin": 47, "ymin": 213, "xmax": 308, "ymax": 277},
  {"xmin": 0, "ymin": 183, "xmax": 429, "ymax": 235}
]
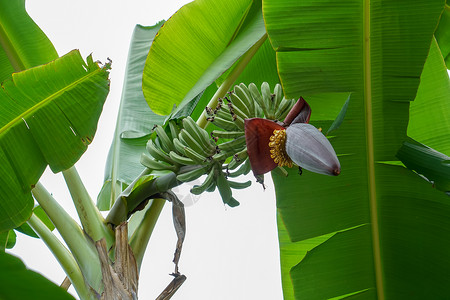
[
  {"xmin": 98, "ymin": 23, "xmax": 165, "ymax": 210},
  {"xmin": 266, "ymin": 0, "xmax": 450, "ymax": 299},
  {"xmin": 142, "ymin": 0, "xmax": 266, "ymax": 116},
  {"xmin": 0, "ymin": 252, "xmax": 75, "ymax": 300},
  {"xmin": 0, "ymin": 0, "xmax": 58, "ymax": 82},
  {"xmin": 0, "ymin": 50, "xmax": 110, "ymax": 231}
]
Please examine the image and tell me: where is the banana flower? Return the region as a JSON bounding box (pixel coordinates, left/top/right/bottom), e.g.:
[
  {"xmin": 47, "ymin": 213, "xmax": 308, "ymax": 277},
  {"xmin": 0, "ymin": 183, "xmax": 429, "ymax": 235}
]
[{"xmin": 244, "ymin": 97, "xmax": 341, "ymax": 176}]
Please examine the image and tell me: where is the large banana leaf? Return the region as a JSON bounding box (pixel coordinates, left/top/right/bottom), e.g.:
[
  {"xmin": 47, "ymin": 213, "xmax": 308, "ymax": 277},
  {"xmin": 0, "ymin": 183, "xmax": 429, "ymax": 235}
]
[
  {"xmin": 97, "ymin": 23, "xmax": 165, "ymax": 210},
  {"xmin": 264, "ymin": 0, "xmax": 450, "ymax": 298},
  {"xmin": 142, "ymin": 0, "xmax": 266, "ymax": 116},
  {"xmin": 0, "ymin": 50, "xmax": 110, "ymax": 231},
  {"xmin": 0, "ymin": 0, "xmax": 58, "ymax": 82}
]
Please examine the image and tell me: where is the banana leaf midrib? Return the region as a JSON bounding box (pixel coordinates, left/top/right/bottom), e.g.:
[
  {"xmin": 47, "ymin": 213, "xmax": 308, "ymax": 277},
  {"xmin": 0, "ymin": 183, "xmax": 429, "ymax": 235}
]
[
  {"xmin": 363, "ymin": 0, "xmax": 384, "ymax": 299},
  {"xmin": 0, "ymin": 20, "xmax": 25, "ymax": 72},
  {"xmin": 0, "ymin": 63, "xmax": 104, "ymax": 137}
]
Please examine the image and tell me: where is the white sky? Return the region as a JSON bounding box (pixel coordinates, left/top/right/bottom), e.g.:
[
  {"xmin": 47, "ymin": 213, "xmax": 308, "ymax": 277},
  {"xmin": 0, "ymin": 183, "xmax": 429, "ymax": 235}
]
[{"xmin": 9, "ymin": 1, "xmax": 283, "ymax": 299}]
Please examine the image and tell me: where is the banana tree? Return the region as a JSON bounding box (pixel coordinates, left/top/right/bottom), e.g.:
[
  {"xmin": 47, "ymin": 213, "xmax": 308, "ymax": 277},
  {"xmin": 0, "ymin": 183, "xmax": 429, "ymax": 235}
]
[{"xmin": 2, "ymin": 0, "xmax": 450, "ymax": 299}]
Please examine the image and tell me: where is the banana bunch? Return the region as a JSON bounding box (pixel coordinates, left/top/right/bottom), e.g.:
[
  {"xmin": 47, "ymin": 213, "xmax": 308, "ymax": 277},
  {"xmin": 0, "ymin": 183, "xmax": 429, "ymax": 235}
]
[
  {"xmin": 141, "ymin": 116, "xmax": 217, "ymax": 172},
  {"xmin": 140, "ymin": 82, "xmax": 296, "ymax": 206}
]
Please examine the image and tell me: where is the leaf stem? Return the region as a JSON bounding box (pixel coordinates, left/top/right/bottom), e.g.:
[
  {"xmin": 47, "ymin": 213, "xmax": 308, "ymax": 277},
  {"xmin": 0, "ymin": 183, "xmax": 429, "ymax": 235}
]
[
  {"xmin": 27, "ymin": 213, "xmax": 95, "ymax": 300},
  {"xmin": 62, "ymin": 166, "xmax": 114, "ymax": 246},
  {"xmin": 197, "ymin": 33, "xmax": 268, "ymax": 128},
  {"xmin": 32, "ymin": 182, "xmax": 103, "ymax": 292},
  {"xmin": 129, "ymin": 198, "xmax": 166, "ymax": 270}
]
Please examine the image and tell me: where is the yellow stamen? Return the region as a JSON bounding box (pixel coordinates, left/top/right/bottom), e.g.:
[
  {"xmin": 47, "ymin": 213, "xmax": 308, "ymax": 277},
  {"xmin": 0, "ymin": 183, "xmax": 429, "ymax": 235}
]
[{"xmin": 269, "ymin": 129, "xmax": 293, "ymax": 168}]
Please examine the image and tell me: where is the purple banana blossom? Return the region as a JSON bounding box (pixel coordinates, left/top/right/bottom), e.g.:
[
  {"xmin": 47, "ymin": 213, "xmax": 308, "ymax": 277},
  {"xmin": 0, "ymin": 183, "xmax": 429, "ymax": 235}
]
[{"xmin": 245, "ymin": 97, "xmax": 340, "ymax": 176}]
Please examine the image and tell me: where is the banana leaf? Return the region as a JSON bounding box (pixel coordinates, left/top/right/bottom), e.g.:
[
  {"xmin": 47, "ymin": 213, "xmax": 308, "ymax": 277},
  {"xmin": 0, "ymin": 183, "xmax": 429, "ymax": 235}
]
[
  {"xmin": 264, "ymin": 0, "xmax": 450, "ymax": 299},
  {"xmin": 97, "ymin": 23, "xmax": 165, "ymax": 210},
  {"xmin": 142, "ymin": 0, "xmax": 266, "ymax": 116},
  {"xmin": 0, "ymin": 0, "xmax": 58, "ymax": 82},
  {"xmin": 0, "ymin": 50, "xmax": 110, "ymax": 232},
  {"xmin": 0, "ymin": 252, "xmax": 75, "ymax": 299}
]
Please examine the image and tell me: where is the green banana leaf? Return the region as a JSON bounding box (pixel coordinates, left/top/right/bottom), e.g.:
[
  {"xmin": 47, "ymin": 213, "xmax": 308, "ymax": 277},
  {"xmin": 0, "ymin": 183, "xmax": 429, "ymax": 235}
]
[
  {"xmin": 264, "ymin": 0, "xmax": 450, "ymax": 298},
  {"xmin": 142, "ymin": 0, "xmax": 266, "ymax": 116},
  {"xmin": 435, "ymin": 3, "xmax": 450, "ymax": 68},
  {"xmin": 0, "ymin": 252, "xmax": 75, "ymax": 299},
  {"xmin": 0, "ymin": 0, "xmax": 58, "ymax": 82},
  {"xmin": 408, "ymin": 38, "xmax": 450, "ymax": 155},
  {"xmin": 0, "ymin": 50, "xmax": 110, "ymax": 232},
  {"xmin": 97, "ymin": 23, "xmax": 165, "ymax": 210}
]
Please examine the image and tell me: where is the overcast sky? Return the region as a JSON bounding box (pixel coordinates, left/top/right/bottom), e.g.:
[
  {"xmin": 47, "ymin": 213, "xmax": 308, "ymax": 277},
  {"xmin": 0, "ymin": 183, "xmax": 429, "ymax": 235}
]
[{"xmin": 9, "ymin": 1, "xmax": 283, "ymax": 299}]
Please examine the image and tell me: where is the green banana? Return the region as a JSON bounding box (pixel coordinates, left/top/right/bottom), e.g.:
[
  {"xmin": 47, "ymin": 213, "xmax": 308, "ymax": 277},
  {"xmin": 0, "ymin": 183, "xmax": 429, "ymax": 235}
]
[
  {"xmin": 227, "ymin": 157, "xmax": 245, "ymax": 170},
  {"xmin": 248, "ymin": 83, "xmax": 269, "ymax": 118},
  {"xmin": 146, "ymin": 139, "xmax": 174, "ymax": 164},
  {"xmin": 184, "ymin": 146, "xmax": 209, "ymax": 164},
  {"xmin": 169, "ymin": 151, "xmax": 197, "ymax": 165},
  {"xmin": 141, "ymin": 153, "xmax": 177, "ymax": 171},
  {"xmin": 227, "ymin": 149, "xmax": 248, "ymax": 170},
  {"xmin": 227, "ymin": 180, "xmax": 252, "ymax": 190},
  {"xmin": 182, "ymin": 116, "xmax": 216, "ymax": 152},
  {"xmin": 210, "ymin": 116, "xmax": 241, "ymax": 131},
  {"xmin": 214, "ymin": 105, "xmax": 235, "ymax": 121},
  {"xmin": 232, "ymin": 113, "xmax": 245, "ymax": 130},
  {"xmin": 238, "ymin": 83, "xmax": 255, "ymax": 115},
  {"xmin": 273, "ymin": 83, "xmax": 283, "ymax": 114},
  {"xmin": 275, "ymin": 98, "xmax": 294, "ymax": 121},
  {"xmin": 154, "ymin": 125, "xmax": 174, "ymax": 153},
  {"xmin": 191, "ymin": 167, "xmax": 216, "ymax": 195},
  {"xmin": 179, "ymin": 129, "xmax": 211, "ymax": 157},
  {"xmin": 211, "ymin": 150, "xmax": 233, "ymax": 162},
  {"xmin": 176, "ymin": 165, "xmax": 208, "ymax": 182},
  {"xmin": 229, "ymin": 91, "xmax": 251, "ymax": 118},
  {"xmin": 227, "ymin": 102, "xmax": 249, "ymax": 122},
  {"xmin": 216, "ymin": 170, "xmax": 233, "ymax": 205},
  {"xmin": 228, "ymin": 158, "xmax": 251, "ymax": 177},
  {"xmin": 168, "ymin": 120, "xmax": 181, "ymax": 140},
  {"xmin": 211, "ymin": 130, "xmax": 244, "ymax": 139},
  {"xmin": 173, "ymin": 138, "xmax": 187, "ymax": 155},
  {"xmin": 261, "ymin": 82, "xmax": 275, "ymax": 119},
  {"xmin": 217, "ymin": 136, "xmax": 246, "ymax": 153}
]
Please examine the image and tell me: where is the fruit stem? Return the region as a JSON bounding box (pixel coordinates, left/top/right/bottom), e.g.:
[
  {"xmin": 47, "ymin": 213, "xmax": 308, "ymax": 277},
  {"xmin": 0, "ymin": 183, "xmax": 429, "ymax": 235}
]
[{"xmin": 197, "ymin": 33, "xmax": 267, "ymax": 129}]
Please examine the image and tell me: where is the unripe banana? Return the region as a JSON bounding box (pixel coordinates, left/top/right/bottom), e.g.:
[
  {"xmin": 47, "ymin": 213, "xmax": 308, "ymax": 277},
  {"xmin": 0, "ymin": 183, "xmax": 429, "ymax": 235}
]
[
  {"xmin": 179, "ymin": 129, "xmax": 211, "ymax": 157},
  {"xmin": 154, "ymin": 125, "xmax": 174, "ymax": 153},
  {"xmin": 210, "ymin": 116, "xmax": 241, "ymax": 131},
  {"xmin": 227, "ymin": 179, "xmax": 252, "ymax": 189},
  {"xmin": 248, "ymin": 83, "xmax": 269, "ymax": 118},
  {"xmin": 184, "ymin": 146, "xmax": 209, "ymax": 164},
  {"xmin": 275, "ymin": 98, "xmax": 294, "ymax": 121},
  {"xmin": 168, "ymin": 120, "xmax": 181, "ymax": 140},
  {"xmin": 211, "ymin": 130, "xmax": 244, "ymax": 139},
  {"xmin": 182, "ymin": 116, "xmax": 216, "ymax": 152},
  {"xmin": 216, "ymin": 170, "xmax": 233, "ymax": 205},
  {"xmin": 229, "ymin": 91, "xmax": 251, "ymax": 117},
  {"xmin": 173, "ymin": 138, "xmax": 187, "ymax": 155},
  {"xmin": 217, "ymin": 136, "xmax": 246, "ymax": 153},
  {"xmin": 228, "ymin": 158, "xmax": 251, "ymax": 177},
  {"xmin": 191, "ymin": 166, "xmax": 216, "ymax": 195},
  {"xmin": 176, "ymin": 165, "xmax": 208, "ymax": 182},
  {"xmin": 214, "ymin": 107, "xmax": 235, "ymax": 124},
  {"xmin": 169, "ymin": 151, "xmax": 197, "ymax": 165},
  {"xmin": 227, "ymin": 148, "xmax": 248, "ymax": 170},
  {"xmin": 261, "ymin": 82, "xmax": 275, "ymax": 119},
  {"xmin": 146, "ymin": 139, "xmax": 174, "ymax": 164},
  {"xmin": 141, "ymin": 153, "xmax": 177, "ymax": 171},
  {"xmin": 211, "ymin": 150, "xmax": 232, "ymax": 162},
  {"xmin": 238, "ymin": 83, "xmax": 255, "ymax": 114},
  {"xmin": 273, "ymin": 83, "xmax": 283, "ymax": 114}
]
